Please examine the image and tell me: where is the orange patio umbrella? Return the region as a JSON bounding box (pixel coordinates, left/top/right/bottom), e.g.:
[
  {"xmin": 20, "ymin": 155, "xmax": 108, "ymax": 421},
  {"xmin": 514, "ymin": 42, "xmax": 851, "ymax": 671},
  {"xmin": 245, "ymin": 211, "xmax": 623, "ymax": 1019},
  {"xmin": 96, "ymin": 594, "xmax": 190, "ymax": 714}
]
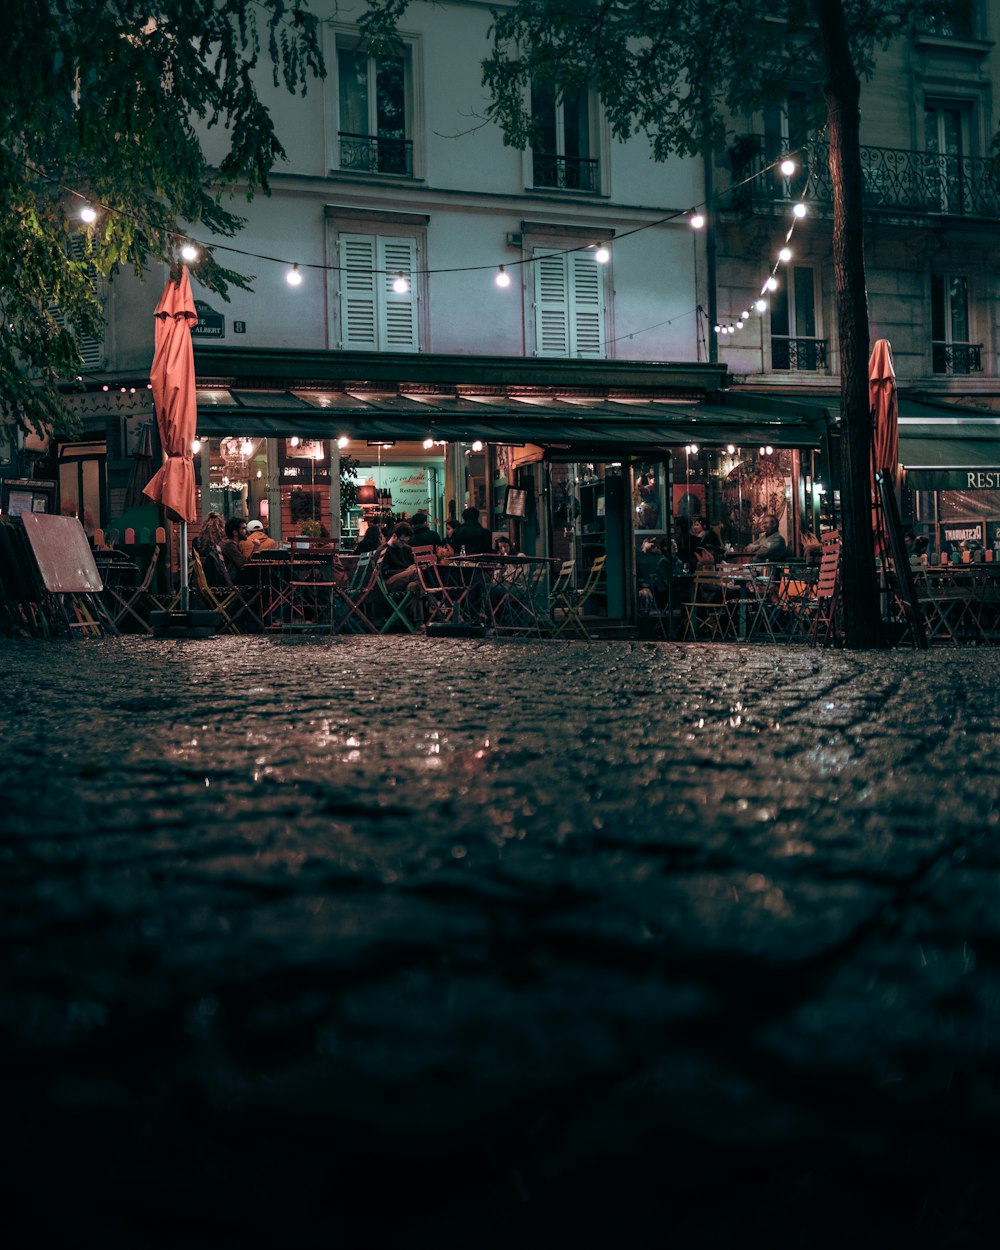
[
  {"xmin": 869, "ymin": 338, "xmax": 898, "ymax": 482},
  {"xmin": 144, "ymin": 268, "xmax": 199, "ymax": 608}
]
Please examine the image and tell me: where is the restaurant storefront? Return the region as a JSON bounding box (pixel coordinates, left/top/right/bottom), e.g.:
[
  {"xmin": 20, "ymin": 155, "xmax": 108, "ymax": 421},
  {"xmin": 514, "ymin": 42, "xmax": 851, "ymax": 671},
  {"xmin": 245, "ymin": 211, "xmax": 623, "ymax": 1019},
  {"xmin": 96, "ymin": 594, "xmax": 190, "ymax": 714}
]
[{"xmin": 187, "ymin": 349, "xmax": 828, "ymax": 627}]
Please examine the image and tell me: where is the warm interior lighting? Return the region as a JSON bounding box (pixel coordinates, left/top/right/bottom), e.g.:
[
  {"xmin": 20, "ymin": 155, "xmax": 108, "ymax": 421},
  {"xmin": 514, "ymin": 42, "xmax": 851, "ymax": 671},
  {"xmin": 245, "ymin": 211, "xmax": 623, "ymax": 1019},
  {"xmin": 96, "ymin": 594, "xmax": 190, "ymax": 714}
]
[
  {"xmin": 240, "ymin": 439, "xmax": 254, "ymax": 456},
  {"xmin": 191, "ymin": 438, "xmax": 201, "ymax": 454},
  {"xmin": 471, "ymin": 440, "xmax": 484, "ymax": 452},
  {"xmin": 422, "ymin": 437, "xmax": 434, "ymax": 449},
  {"xmin": 337, "ymin": 435, "xmax": 350, "ymax": 449}
]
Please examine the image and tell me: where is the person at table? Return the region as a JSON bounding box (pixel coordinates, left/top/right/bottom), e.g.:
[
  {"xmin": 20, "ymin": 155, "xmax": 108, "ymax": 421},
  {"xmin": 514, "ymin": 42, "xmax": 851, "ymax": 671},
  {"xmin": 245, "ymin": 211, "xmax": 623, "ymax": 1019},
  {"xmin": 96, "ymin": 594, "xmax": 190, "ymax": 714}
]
[
  {"xmin": 220, "ymin": 516, "xmax": 249, "ymax": 580},
  {"xmin": 494, "ymin": 535, "xmax": 518, "ymax": 557},
  {"xmin": 241, "ymin": 519, "xmax": 279, "ymax": 558},
  {"xmin": 441, "ymin": 518, "xmax": 458, "ymax": 554},
  {"xmin": 452, "ymin": 506, "xmax": 493, "ymax": 555},
  {"xmin": 377, "ymin": 522, "xmax": 427, "ymax": 625},
  {"xmin": 745, "ymin": 514, "xmax": 787, "ymax": 562},
  {"xmin": 800, "ymin": 527, "xmax": 823, "ymax": 567},
  {"xmin": 355, "ymin": 521, "xmax": 384, "ymax": 555},
  {"xmin": 409, "ymin": 512, "xmax": 442, "ymax": 550},
  {"xmin": 693, "ymin": 543, "xmax": 718, "ymax": 570},
  {"xmin": 673, "ymin": 516, "xmax": 695, "ymax": 572},
  {"xmin": 690, "ymin": 517, "xmax": 721, "ymax": 559}
]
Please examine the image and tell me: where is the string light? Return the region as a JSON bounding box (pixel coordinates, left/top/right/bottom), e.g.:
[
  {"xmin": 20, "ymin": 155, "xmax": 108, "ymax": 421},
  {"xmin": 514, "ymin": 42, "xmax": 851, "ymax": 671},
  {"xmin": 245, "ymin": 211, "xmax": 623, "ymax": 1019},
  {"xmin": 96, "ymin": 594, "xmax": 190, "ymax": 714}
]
[
  {"xmin": 690, "ymin": 211, "xmax": 705, "ymax": 229},
  {"xmin": 495, "ymin": 264, "xmax": 511, "ymax": 288},
  {"xmin": 80, "ymin": 204, "xmax": 97, "ymax": 223},
  {"xmin": 286, "ymin": 263, "xmax": 303, "ymax": 286},
  {"xmin": 778, "ymin": 246, "xmax": 792, "ymax": 263},
  {"xmin": 337, "ymin": 435, "xmax": 349, "ymax": 449},
  {"xmin": 471, "ymin": 440, "xmax": 484, "ymax": 452},
  {"xmin": 765, "ymin": 276, "xmax": 778, "ymax": 291},
  {"xmin": 392, "ymin": 272, "xmax": 410, "ymax": 294},
  {"xmin": 180, "ymin": 243, "xmax": 199, "ymax": 262},
  {"xmin": 755, "ymin": 298, "xmax": 767, "ymax": 312},
  {"xmin": 780, "ymin": 158, "xmax": 796, "ymax": 177},
  {"xmin": 191, "ymin": 438, "xmax": 201, "ymax": 453},
  {"xmin": 289, "ymin": 436, "xmax": 300, "ymax": 447},
  {"xmin": 593, "ymin": 243, "xmax": 611, "ymax": 264},
  {"xmin": 422, "ymin": 436, "xmax": 434, "ymax": 449},
  {"xmin": 792, "ymin": 202, "xmax": 808, "ymax": 218}
]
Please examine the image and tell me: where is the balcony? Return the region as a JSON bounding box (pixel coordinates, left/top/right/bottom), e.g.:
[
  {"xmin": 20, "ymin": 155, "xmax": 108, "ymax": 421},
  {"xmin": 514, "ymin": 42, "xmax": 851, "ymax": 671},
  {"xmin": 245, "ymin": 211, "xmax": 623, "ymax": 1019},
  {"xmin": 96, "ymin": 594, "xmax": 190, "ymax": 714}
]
[
  {"xmin": 532, "ymin": 153, "xmax": 600, "ymax": 193},
  {"xmin": 932, "ymin": 342, "xmax": 983, "ymax": 375},
  {"xmin": 770, "ymin": 337, "xmax": 828, "ymax": 372},
  {"xmin": 338, "ymin": 132, "xmax": 413, "ymax": 177},
  {"xmin": 729, "ymin": 135, "xmax": 1000, "ymax": 220}
]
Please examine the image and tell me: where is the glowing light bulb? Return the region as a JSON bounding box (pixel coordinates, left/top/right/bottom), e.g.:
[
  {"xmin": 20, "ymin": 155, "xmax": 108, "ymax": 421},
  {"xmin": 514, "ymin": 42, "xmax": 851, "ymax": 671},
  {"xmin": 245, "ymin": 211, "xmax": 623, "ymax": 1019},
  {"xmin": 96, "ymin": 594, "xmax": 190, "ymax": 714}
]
[
  {"xmin": 287, "ymin": 264, "xmax": 303, "ymax": 286},
  {"xmin": 471, "ymin": 440, "xmax": 484, "ymax": 452},
  {"xmin": 495, "ymin": 265, "xmax": 511, "ymax": 288},
  {"xmin": 742, "ymin": 310, "xmax": 751, "ymax": 320},
  {"xmin": 755, "ymin": 298, "xmax": 767, "ymax": 312},
  {"xmin": 780, "ymin": 158, "xmax": 796, "ymax": 177},
  {"xmin": 240, "ymin": 440, "xmax": 254, "ymax": 457},
  {"xmin": 594, "ymin": 243, "xmax": 610, "ymax": 264},
  {"xmin": 289, "ymin": 436, "xmax": 300, "ymax": 447},
  {"xmin": 727, "ymin": 445, "xmax": 736, "ymax": 455},
  {"xmin": 793, "ymin": 202, "xmax": 807, "ymax": 218},
  {"xmin": 778, "ymin": 247, "xmax": 792, "ymax": 263},
  {"xmin": 392, "ymin": 272, "xmax": 410, "ymax": 294},
  {"xmin": 191, "ymin": 438, "xmax": 201, "ymax": 454},
  {"xmin": 690, "ymin": 211, "xmax": 705, "ymax": 229},
  {"xmin": 423, "ymin": 437, "xmax": 434, "ymax": 450},
  {"xmin": 80, "ymin": 205, "xmax": 97, "ymax": 224},
  {"xmin": 765, "ymin": 276, "xmax": 778, "ymax": 291},
  {"xmin": 337, "ymin": 435, "xmax": 349, "ymax": 449},
  {"xmin": 181, "ymin": 243, "xmax": 199, "ymax": 262}
]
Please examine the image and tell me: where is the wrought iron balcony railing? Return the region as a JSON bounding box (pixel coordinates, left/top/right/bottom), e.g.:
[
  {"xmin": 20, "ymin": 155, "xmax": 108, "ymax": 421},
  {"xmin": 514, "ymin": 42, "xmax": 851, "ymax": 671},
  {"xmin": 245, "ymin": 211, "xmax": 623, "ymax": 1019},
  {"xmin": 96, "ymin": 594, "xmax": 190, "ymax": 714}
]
[
  {"xmin": 338, "ymin": 132, "xmax": 413, "ymax": 177},
  {"xmin": 932, "ymin": 342, "xmax": 983, "ymax": 375},
  {"xmin": 729, "ymin": 135, "xmax": 1000, "ymax": 220},
  {"xmin": 770, "ymin": 336, "xmax": 828, "ymax": 372},
  {"xmin": 532, "ymin": 153, "xmax": 600, "ymax": 193}
]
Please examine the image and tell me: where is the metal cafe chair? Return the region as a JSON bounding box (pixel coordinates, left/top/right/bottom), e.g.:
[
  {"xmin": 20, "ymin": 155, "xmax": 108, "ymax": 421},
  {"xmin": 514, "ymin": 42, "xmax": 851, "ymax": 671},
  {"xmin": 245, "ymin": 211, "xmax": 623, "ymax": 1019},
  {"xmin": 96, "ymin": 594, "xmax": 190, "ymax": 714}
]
[
  {"xmin": 331, "ymin": 553, "xmax": 381, "ymax": 634},
  {"xmin": 106, "ymin": 543, "xmax": 160, "ymax": 634},
  {"xmin": 374, "ymin": 561, "xmax": 417, "ymax": 634},
  {"xmin": 190, "ymin": 547, "xmax": 243, "ymax": 633},
  {"xmin": 682, "ymin": 572, "xmax": 737, "ymax": 642},
  {"xmin": 411, "ymin": 544, "xmax": 454, "ymax": 624},
  {"xmin": 551, "ymin": 553, "xmax": 606, "ymax": 639}
]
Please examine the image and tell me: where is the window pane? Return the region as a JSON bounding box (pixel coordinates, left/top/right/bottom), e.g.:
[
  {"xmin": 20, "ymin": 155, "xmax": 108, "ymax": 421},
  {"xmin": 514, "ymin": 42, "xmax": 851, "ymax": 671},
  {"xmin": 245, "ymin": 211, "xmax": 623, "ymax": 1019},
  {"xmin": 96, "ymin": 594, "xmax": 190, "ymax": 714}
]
[
  {"xmin": 562, "ymin": 88, "xmax": 590, "ymax": 161},
  {"xmin": 531, "ymin": 80, "xmax": 558, "ymax": 153},
  {"xmin": 793, "ymin": 267, "xmax": 815, "ymax": 338},
  {"xmin": 770, "ymin": 283, "xmax": 790, "ymax": 337},
  {"xmin": 375, "ymin": 56, "xmax": 406, "ymax": 138},
  {"xmin": 338, "ymin": 49, "xmax": 368, "ymax": 134},
  {"xmin": 950, "ymin": 276, "xmax": 969, "ymax": 341}
]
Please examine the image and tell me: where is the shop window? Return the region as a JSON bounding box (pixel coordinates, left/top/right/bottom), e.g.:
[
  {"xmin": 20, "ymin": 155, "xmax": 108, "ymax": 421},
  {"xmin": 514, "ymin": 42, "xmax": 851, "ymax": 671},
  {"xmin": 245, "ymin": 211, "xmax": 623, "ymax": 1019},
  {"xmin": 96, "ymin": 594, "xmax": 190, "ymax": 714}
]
[
  {"xmin": 337, "ymin": 232, "xmax": 420, "ymax": 351},
  {"xmin": 931, "ymin": 274, "xmax": 981, "ymax": 373},
  {"xmin": 335, "ymin": 39, "xmax": 413, "ymax": 176},
  {"xmin": 532, "ymin": 246, "xmax": 606, "ymax": 357},
  {"xmin": 531, "ymin": 80, "xmax": 598, "ymax": 192},
  {"xmin": 58, "ymin": 439, "xmax": 107, "ymax": 534}
]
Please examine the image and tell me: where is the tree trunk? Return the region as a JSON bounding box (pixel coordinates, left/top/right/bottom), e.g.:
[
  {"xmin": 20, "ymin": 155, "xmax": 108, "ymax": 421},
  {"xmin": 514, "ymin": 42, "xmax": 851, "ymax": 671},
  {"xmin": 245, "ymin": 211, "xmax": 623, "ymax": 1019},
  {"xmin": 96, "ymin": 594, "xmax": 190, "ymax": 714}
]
[{"xmin": 815, "ymin": 0, "xmax": 882, "ymax": 647}]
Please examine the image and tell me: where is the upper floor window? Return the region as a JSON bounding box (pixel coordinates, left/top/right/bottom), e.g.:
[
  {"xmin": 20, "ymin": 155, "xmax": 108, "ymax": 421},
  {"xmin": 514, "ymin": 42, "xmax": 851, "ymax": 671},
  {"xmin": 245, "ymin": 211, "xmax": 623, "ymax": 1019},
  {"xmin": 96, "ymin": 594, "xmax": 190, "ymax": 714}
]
[
  {"xmin": 931, "ymin": 274, "xmax": 981, "ymax": 374},
  {"xmin": 924, "ymin": 101, "xmax": 972, "ymax": 214},
  {"xmin": 770, "ymin": 266, "xmax": 826, "ymax": 372},
  {"xmin": 336, "ymin": 42, "xmax": 412, "ymax": 176},
  {"xmin": 763, "ymin": 90, "xmax": 813, "ymax": 199},
  {"xmin": 532, "ymin": 247, "xmax": 606, "ymax": 357},
  {"xmin": 336, "ymin": 232, "xmax": 420, "ymax": 352},
  {"xmin": 531, "ymin": 81, "xmax": 598, "ymax": 193},
  {"xmin": 919, "ymin": 9, "xmax": 975, "ymax": 38}
]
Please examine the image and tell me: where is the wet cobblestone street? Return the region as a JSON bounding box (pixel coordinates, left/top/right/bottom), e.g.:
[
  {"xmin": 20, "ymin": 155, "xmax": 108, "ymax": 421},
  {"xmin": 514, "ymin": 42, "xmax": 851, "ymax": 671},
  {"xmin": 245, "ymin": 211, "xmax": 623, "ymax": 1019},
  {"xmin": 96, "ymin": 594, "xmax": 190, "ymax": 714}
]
[{"xmin": 2, "ymin": 636, "xmax": 999, "ymax": 1247}]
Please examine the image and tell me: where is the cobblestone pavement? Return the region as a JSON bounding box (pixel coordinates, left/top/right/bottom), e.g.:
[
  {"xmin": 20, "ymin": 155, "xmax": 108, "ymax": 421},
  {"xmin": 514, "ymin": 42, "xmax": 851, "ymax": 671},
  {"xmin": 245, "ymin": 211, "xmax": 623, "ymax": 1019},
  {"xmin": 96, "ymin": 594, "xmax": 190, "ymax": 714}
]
[{"xmin": 2, "ymin": 636, "xmax": 999, "ymax": 1248}]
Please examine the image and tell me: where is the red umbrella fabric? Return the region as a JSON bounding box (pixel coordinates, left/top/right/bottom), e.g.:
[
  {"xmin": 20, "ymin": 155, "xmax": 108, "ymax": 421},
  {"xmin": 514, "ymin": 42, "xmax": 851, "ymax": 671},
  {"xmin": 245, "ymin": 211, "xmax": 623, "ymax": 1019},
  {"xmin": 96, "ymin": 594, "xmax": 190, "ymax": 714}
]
[
  {"xmin": 144, "ymin": 268, "xmax": 198, "ymax": 523},
  {"xmin": 869, "ymin": 338, "xmax": 898, "ymax": 482}
]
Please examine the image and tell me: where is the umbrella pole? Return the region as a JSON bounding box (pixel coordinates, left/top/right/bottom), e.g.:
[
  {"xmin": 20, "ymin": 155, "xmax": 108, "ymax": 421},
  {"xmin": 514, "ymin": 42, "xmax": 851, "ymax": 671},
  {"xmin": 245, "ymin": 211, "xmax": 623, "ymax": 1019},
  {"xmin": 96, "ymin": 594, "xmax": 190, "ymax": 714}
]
[{"xmin": 180, "ymin": 519, "xmax": 189, "ymax": 611}]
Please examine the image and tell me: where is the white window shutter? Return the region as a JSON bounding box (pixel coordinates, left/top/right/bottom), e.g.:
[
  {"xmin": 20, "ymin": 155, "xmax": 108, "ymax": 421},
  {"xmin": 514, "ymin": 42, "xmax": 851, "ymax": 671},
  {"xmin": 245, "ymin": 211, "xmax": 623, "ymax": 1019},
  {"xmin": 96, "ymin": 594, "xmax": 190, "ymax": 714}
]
[
  {"xmin": 340, "ymin": 233, "xmax": 379, "ymax": 350},
  {"xmin": 378, "ymin": 236, "xmax": 418, "ymax": 352},
  {"xmin": 533, "ymin": 248, "xmax": 570, "ymax": 356},
  {"xmin": 569, "ymin": 252, "xmax": 605, "ymax": 357},
  {"xmin": 48, "ymin": 237, "xmax": 107, "ymax": 371}
]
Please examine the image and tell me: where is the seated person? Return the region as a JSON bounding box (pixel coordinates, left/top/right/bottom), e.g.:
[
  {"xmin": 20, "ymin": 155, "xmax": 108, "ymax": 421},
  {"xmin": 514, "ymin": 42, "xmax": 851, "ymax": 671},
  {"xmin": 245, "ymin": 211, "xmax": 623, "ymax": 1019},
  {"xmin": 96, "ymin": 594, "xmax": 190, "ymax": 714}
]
[
  {"xmin": 377, "ymin": 522, "xmax": 427, "ymax": 625},
  {"xmin": 409, "ymin": 512, "xmax": 442, "ymax": 550},
  {"xmin": 690, "ymin": 518, "xmax": 721, "ymax": 556},
  {"xmin": 451, "ymin": 506, "xmax": 493, "ymax": 555},
  {"xmin": 693, "ymin": 544, "xmax": 718, "ymax": 570},
  {"xmin": 220, "ymin": 516, "xmax": 249, "ymax": 580},
  {"xmin": 494, "ymin": 535, "xmax": 517, "ymax": 557},
  {"xmin": 355, "ymin": 521, "xmax": 385, "ymax": 554},
  {"xmin": 801, "ymin": 527, "xmax": 823, "ymax": 566},
  {"xmin": 745, "ymin": 514, "xmax": 788, "ymax": 561},
  {"xmin": 241, "ymin": 519, "xmax": 279, "ymax": 557}
]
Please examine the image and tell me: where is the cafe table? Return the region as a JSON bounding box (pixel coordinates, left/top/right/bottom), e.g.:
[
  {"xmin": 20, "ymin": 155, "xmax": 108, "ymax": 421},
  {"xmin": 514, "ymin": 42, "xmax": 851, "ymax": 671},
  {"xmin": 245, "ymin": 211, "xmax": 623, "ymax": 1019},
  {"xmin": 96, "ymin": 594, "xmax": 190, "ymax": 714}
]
[{"xmin": 448, "ymin": 554, "xmax": 559, "ymax": 636}]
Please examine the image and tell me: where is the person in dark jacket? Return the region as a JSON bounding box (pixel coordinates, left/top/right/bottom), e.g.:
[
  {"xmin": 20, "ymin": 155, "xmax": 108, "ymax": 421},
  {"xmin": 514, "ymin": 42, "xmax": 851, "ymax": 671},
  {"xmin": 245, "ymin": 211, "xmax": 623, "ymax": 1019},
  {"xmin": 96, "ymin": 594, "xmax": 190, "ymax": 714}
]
[
  {"xmin": 409, "ymin": 512, "xmax": 442, "ymax": 549},
  {"xmin": 451, "ymin": 506, "xmax": 492, "ymax": 555}
]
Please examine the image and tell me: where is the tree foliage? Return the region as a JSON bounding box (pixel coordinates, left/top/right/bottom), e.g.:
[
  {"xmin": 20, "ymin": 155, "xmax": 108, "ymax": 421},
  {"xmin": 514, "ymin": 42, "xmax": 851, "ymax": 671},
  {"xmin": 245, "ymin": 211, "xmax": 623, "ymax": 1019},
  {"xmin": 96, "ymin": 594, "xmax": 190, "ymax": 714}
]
[{"xmin": 0, "ymin": 0, "xmax": 325, "ymax": 438}]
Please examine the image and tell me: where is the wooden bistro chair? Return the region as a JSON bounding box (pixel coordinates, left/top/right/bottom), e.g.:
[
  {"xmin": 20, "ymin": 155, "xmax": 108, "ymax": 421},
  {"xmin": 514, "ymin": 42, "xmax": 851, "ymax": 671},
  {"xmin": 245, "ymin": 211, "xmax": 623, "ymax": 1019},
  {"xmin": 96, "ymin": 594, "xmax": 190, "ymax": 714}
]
[
  {"xmin": 683, "ymin": 572, "xmax": 737, "ymax": 642},
  {"xmin": 190, "ymin": 547, "xmax": 242, "ymax": 634},
  {"xmin": 800, "ymin": 535, "xmax": 843, "ymax": 647}
]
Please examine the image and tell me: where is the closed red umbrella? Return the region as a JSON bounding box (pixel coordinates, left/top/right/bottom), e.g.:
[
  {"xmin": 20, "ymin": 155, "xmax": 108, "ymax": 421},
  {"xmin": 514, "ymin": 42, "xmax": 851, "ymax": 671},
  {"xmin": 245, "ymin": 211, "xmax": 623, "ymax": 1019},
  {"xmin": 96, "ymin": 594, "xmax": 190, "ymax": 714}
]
[
  {"xmin": 144, "ymin": 268, "xmax": 198, "ymax": 606},
  {"xmin": 869, "ymin": 338, "xmax": 898, "ymax": 481}
]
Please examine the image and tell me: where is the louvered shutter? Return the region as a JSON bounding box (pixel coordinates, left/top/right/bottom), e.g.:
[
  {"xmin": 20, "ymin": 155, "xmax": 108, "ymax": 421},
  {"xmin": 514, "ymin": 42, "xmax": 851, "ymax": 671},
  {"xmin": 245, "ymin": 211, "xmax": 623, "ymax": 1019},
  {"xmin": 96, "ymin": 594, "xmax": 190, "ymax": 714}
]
[
  {"xmin": 49, "ymin": 237, "xmax": 107, "ymax": 371},
  {"xmin": 568, "ymin": 252, "xmax": 605, "ymax": 357},
  {"xmin": 533, "ymin": 248, "xmax": 570, "ymax": 356},
  {"xmin": 378, "ymin": 236, "xmax": 418, "ymax": 352},
  {"xmin": 339, "ymin": 233, "xmax": 379, "ymax": 350}
]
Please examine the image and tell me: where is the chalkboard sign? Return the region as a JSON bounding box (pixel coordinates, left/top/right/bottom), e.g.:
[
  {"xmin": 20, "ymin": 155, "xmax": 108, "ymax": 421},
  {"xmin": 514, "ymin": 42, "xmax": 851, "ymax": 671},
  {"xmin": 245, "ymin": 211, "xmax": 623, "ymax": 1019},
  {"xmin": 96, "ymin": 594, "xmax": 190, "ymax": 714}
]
[{"xmin": 876, "ymin": 470, "xmax": 926, "ymax": 650}]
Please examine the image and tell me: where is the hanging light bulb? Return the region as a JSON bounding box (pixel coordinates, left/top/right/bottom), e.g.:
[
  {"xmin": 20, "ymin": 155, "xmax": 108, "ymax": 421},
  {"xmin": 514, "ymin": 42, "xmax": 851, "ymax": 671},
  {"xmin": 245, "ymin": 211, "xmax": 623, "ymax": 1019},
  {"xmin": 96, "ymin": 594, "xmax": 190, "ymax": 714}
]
[
  {"xmin": 289, "ymin": 436, "xmax": 300, "ymax": 447},
  {"xmin": 690, "ymin": 211, "xmax": 705, "ymax": 229},
  {"xmin": 780, "ymin": 158, "xmax": 796, "ymax": 177},
  {"xmin": 778, "ymin": 246, "xmax": 792, "ymax": 263},
  {"xmin": 765, "ymin": 276, "xmax": 779, "ymax": 291},
  {"xmin": 471, "ymin": 440, "xmax": 484, "ymax": 452},
  {"xmin": 287, "ymin": 263, "xmax": 303, "ymax": 286},
  {"xmin": 594, "ymin": 243, "xmax": 611, "ymax": 264},
  {"xmin": 80, "ymin": 204, "xmax": 98, "ymax": 224},
  {"xmin": 792, "ymin": 202, "xmax": 807, "ymax": 218},
  {"xmin": 191, "ymin": 438, "xmax": 201, "ymax": 454},
  {"xmin": 755, "ymin": 298, "xmax": 768, "ymax": 312},
  {"xmin": 726, "ymin": 444, "xmax": 736, "ymax": 455},
  {"xmin": 392, "ymin": 272, "xmax": 410, "ymax": 294},
  {"xmin": 337, "ymin": 435, "xmax": 350, "ymax": 449},
  {"xmin": 240, "ymin": 439, "xmax": 254, "ymax": 457},
  {"xmin": 180, "ymin": 242, "xmax": 199, "ymax": 263},
  {"xmin": 495, "ymin": 265, "xmax": 511, "ymax": 288},
  {"xmin": 422, "ymin": 437, "xmax": 434, "ymax": 450},
  {"xmin": 742, "ymin": 309, "xmax": 751, "ymax": 320}
]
